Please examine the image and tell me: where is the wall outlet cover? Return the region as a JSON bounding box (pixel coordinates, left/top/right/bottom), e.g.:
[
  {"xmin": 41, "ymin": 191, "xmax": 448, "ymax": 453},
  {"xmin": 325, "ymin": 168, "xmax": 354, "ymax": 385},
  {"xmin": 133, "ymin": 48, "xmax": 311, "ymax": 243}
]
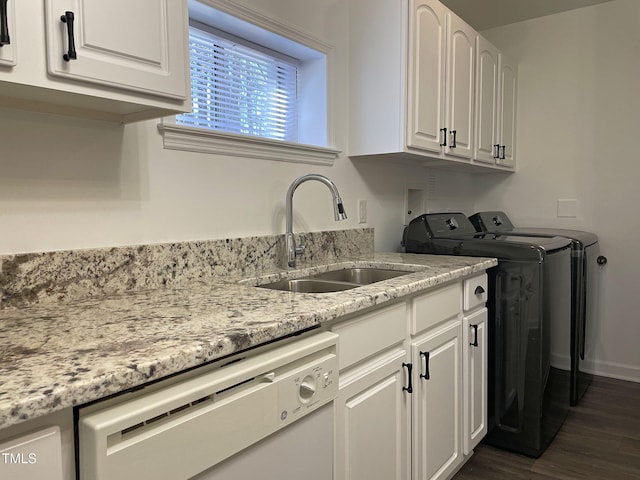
[{"xmin": 557, "ymin": 199, "xmax": 578, "ymax": 218}]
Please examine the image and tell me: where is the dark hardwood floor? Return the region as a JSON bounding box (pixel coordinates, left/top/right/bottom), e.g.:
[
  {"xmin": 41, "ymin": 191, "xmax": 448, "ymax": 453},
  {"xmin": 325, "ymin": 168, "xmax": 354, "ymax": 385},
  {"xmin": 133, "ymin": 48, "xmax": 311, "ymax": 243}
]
[{"xmin": 454, "ymin": 376, "xmax": 640, "ymax": 480}]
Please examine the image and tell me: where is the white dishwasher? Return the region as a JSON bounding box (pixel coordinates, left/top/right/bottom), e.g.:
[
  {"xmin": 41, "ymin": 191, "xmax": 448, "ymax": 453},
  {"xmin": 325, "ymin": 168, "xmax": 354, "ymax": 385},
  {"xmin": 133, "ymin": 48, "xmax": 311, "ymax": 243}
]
[{"xmin": 77, "ymin": 331, "xmax": 338, "ymax": 480}]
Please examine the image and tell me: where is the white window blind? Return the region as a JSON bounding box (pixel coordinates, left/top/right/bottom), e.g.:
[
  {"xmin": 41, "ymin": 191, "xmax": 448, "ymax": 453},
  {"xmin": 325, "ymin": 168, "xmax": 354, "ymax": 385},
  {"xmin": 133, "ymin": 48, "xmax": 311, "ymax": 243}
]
[{"xmin": 177, "ymin": 27, "xmax": 299, "ymax": 142}]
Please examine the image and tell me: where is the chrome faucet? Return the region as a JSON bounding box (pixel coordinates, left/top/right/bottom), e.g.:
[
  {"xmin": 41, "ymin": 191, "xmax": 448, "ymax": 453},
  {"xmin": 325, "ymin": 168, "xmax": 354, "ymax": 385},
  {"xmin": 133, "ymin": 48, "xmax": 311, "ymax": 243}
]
[{"xmin": 285, "ymin": 174, "xmax": 347, "ymax": 268}]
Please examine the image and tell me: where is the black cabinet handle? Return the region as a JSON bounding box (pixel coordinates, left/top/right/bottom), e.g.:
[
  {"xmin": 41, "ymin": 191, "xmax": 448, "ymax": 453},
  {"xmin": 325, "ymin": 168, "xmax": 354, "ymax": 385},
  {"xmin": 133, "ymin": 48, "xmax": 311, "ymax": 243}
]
[
  {"xmin": 470, "ymin": 324, "xmax": 479, "ymax": 347},
  {"xmin": 419, "ymin": 351, "xmax": 430, "ymax": 380},
  {"xmin": 0, "ymin": 0, "xmax": 9, "ymax": 46},
  {"xmin": 61, "ymin": 11, "xmax": 77, "ymax": 61},
  {"xmin": 493, "ymin": 144, "xmax": 500, "ymax": 159},
  {"xmin": 597, "ymin": 255, "xmax": 608, "ymax": 265},
  {"xmin": 450, "ymin": 130, "xmax": 457, "ymax": 148},
  {"xmin": 474, "ymin": 285, "xmax": 485, "ymax": 295},
  {"xmin": 402, "ymin": 362, "xmax": 413, "ymax": 393},
  {"xmin": 439, "ymin": 128, "xmax": 447, "ymax": 147},
  {"xmin": 500, "ymin": 145, "xmax": 506, "ymax": 160}
]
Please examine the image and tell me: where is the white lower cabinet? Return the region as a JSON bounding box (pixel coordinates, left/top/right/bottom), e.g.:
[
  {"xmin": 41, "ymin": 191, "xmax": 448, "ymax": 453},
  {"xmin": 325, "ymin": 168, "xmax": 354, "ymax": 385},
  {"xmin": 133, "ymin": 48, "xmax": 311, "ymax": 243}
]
[
  {"xmin": 332, "ymin": 302, "xmax": 410, "ymax": 480},
  {"xmin": 334, "ymin": 349, "xmax": 410, "ymax": 480},
  {"xmin": 412, "ymin": 319, "xmax": 462, "ymax": 480},
  {"xmin": 332, "ymin": 275, "xmax": 489, "ymax": 480},
  {"xmin": 463, "ymin": 308, "xmax": 488, "ymax": 454}
]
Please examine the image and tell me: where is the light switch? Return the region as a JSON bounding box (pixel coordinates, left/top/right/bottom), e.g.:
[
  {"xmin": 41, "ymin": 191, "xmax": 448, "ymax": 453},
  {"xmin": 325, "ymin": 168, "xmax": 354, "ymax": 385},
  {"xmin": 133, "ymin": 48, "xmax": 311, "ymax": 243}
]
[
  {"xmin": 557, "ymin": 199, "xmax": 578, "ymax": 218},
  {"xmin": 358, "ymin": 199, "xmax": 367, "ymax": 224}
]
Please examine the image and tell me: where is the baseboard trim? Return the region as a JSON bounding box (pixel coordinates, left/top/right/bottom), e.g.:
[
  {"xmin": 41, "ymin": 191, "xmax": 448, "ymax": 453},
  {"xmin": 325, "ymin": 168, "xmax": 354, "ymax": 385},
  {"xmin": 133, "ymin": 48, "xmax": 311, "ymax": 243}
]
[{"xmin": 582, "ymin": 359, "xmax": 640, "ymax": 383}]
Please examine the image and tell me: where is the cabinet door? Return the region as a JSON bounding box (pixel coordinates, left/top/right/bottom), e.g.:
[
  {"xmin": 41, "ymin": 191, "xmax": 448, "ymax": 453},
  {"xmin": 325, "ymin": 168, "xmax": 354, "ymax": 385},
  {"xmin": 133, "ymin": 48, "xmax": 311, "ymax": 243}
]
[
  {"xmin": 0, "ymin": 0, "xmax": 16, "ymax": 66},
  {"xmin": 445, "ymin": 13, "xmax": 475, "ymax": 159},
  {"xmin": 474, "ymin": 36, "xmax": 499, "ymax": 164},
  {"xmin": 463, "ymin": 308, "xmax": 488, "ymax": 454},
  {"xmin": 44, "ymin": 0, "xmax": 188, "ymax": 100},
  {"xmin": 407, "ymin": 0, "xmax": 447, "ymax": 154},
  {"xmin": 498, "ymin": 54, "xmax": 517, "ymax": 168},
  {"xmin": 413, "ymin": 320, "xmax": 463, "ymax": 480},
  {"xmin": 335, "ymin": 350, "xmax": 410, "ymax": 480}
]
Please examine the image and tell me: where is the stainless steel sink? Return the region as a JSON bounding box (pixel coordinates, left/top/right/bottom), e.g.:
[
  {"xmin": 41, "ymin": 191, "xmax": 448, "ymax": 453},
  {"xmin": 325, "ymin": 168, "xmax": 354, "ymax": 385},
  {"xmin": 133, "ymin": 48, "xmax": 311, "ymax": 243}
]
[
  {"xmin": 258, "ymin": 278, "xmax": 359, "ymax": 293},
  {"xmin": 308, "ymin": 268, "xmax": 409, "ymax": 284},
  {"xmin": 257, "ymin": 267, "xmax": 411, "ymax": 293}
]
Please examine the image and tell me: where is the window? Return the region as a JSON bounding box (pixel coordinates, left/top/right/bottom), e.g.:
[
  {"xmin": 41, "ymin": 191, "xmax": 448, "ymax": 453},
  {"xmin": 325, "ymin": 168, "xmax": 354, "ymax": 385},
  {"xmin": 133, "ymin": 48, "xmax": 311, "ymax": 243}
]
[
  {"xmin": 159, "ymin": 0, "xmax": 340, "ymax": 165},
  {"xmin": 177, "ymin": 26, "xmax": 299, "ymax": 142}
]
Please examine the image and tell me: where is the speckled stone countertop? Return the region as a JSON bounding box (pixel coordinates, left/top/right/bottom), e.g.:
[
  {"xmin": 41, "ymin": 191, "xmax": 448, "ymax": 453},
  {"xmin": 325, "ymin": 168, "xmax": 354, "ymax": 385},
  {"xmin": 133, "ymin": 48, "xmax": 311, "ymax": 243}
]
[{"xmin": 0, "ymin": 232, "xmax": 496, "ymax": 430}]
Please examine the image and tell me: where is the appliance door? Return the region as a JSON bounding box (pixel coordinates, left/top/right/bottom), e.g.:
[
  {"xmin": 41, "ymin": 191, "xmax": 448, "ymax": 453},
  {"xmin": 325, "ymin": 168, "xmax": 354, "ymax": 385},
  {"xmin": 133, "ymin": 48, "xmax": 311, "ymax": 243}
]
[
  {"xmin": 573, "ymin": 242, "xmax": 601, "ymax": 402},
  {"xmin": 78, "ymin": 332, "xmax": 338, "ymax": 480},
  {"xmin": 194, "ymin": 402, "xmax": 333, "ymax": 480},
  {"xmin": 582, "ymin": 243, "xmax": 602, "ymax": 362},
  {"xmin": 490, "ymin": 261, "xmax": 538, "ymax": 434}
]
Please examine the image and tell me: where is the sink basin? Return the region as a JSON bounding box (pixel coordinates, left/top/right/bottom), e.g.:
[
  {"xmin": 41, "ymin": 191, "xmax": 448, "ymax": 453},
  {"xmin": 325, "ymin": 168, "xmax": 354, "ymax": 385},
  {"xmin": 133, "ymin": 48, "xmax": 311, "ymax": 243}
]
[
  {"xmin": 257, "ymin": 267, "xmax": 411, "ymax": 293},
  {"xmin": 258, "ymin": 278, "xmax": 359, "ymax": 293},
  {"xmin": 309, "ymin": 268, "xmax": 410, "ymax": 285}
]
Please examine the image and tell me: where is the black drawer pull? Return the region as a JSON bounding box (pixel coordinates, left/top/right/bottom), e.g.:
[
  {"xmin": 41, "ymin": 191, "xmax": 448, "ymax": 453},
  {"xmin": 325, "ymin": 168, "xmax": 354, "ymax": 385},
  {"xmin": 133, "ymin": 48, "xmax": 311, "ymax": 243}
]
[
  {"xmin": 402, "ymin": 362, "xmax": 413, "ymax": 393},
  {"xmin": 470, "ymin": 324, "xmax": 479, "ymax": 347},
  {"xmin": 419, "ymin": 351, "xmax": 430, "ymax": 380},
  {"xmin": 493, "ymin": 144, "xmax": 500, "ymax": 159},
  {"xmin": 0, "ymin": 0, "xmax": 9, "ymax": 46},
  {"xmin": 474, "ymin": 285, "xmax": 485, "ymax": 295},
  {"xmin": 500, "ymin": 145, "xmax": 506, "ymax": 159},
  {"xmin": 450, "ymin": 129, "xmax": 457, "ymax": 148},
  {"xmin": 597, "ymin": 256, "xmax": 607, "ymax": 265},
  {"xmin": 61, "ymin": 11, "xmax": 77, "ymax": 61}
]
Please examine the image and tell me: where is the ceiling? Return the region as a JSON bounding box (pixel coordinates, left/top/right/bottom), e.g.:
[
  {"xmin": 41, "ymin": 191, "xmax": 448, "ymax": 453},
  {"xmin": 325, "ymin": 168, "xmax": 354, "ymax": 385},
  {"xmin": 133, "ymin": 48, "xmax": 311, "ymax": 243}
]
[{"xmin": 439, "ymin": 0, "xmax": 614, "ymax": 31}]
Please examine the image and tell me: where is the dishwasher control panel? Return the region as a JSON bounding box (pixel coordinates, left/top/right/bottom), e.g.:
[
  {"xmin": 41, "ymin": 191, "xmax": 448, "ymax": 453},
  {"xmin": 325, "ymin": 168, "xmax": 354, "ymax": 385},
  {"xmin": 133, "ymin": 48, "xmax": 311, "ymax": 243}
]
[{"xmin": 276, "ymin": 353, "xmax": 337, "ymax": 427}]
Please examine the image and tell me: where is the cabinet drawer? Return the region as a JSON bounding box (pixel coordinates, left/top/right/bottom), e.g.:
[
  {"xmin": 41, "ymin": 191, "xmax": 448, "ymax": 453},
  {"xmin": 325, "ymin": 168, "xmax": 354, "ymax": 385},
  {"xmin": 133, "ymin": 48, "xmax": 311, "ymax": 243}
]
[
  {"xmin": 411, "ymin": 282, "xmax": 461, "ymax": 335},
  {"xmin": 332, "ymin": 302, "xmax": 406, "ymax": 371},
  {"xmin": 463, "ymin": 274, "xmax": 488, "ymax": 312}
]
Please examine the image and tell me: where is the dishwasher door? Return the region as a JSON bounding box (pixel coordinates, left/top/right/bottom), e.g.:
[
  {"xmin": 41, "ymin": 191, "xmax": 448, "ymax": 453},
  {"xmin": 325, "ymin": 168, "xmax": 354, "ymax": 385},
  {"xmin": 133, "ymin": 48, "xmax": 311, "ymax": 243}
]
[
  {"xmin": 193, "ymin": 402, "xmax": 333, "ymax": 480},
  {"xmin": 77, "ymin": 331, "xmax": 338, "ymax": 480}
]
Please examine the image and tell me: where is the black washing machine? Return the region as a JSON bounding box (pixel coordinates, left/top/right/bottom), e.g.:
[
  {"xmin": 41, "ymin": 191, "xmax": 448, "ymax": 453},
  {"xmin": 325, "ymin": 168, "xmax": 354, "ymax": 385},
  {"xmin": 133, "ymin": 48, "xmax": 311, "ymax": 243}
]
[
  {"xmin": 403, "ymin": 213, "xmax": 572, "ymax": 457},
  {"xmin": 469, "ymin": 211, "xmax": 606, "ymax": 406}
]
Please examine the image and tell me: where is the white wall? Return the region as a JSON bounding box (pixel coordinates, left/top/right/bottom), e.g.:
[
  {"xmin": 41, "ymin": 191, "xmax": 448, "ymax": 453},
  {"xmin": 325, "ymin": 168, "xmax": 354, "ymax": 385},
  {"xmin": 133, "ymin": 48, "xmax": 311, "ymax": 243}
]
[
  {"xmin": 2, "ymin": 0, "xmax": 635, "ymax": 382},
  {"xmin": 0, "ymin": 0, "xmax": 476, "ymax": 256},
  {"xmin": 476, "ymin": 0, "xmax": 640, "ymax": 381}
]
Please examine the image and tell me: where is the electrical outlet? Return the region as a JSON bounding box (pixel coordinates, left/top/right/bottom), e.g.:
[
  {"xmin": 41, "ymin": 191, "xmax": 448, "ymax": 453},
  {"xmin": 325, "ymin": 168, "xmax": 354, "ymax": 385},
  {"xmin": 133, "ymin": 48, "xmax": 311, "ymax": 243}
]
[
  {"xmin": 358, "ymin": 199, "xmax": 367, "ymax": 224},
  {"xmin": 404, "ymin": 186, "xmax": 425, "ymax": 225}
]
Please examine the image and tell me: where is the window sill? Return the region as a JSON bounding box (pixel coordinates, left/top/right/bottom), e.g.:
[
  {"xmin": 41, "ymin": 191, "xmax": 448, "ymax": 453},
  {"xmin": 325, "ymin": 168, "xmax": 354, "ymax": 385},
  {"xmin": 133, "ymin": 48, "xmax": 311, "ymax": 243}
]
[{"xmin": 158, "ymin": 122, "xmax": 341, "ymax": 166}]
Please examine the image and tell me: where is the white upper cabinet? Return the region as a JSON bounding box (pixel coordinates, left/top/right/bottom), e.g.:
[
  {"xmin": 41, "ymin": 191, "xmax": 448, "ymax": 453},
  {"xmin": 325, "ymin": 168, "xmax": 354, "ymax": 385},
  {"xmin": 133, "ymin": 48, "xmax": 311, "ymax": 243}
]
[
  {"xmin": 407, "ymin": 0, "xmax": 447, "ymax": 154},
  {"xmin": 406, "ymin": 0, "xmax": 476, "ymax": 161},
  {"xmin": 349, "ymin": 0, "xmax": 516, "ymax": 172},
  {"xmin": 498, "ymin": 54, "xmax": 517, "ymax": 168},
  {"xmin": 474, "ymin": 36, "xmax": 499, "ymax": 164},
  {"xmin": 444, "ymin": 13, "xmax": 475, "ymax": 159},
  {"xmin": 0, "ymin": 0, "xmax": 16, "ymax": 66},
  {"xmin": 0, "ymin": 0, "xmax": 190, "ymax": 123},
  {"xmin": 474, "ymin": 36, "xmax": 517, "ymax": 168},
  {"xmin": 44, "ymin": 0, "xmax": 186, "ymax": 101}
]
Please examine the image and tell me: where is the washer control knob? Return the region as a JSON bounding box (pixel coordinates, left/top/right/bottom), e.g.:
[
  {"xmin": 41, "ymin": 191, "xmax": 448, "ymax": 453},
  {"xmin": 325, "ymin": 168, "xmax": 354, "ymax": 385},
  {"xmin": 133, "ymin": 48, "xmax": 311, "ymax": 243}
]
[{"xmin": 299, "ymin": 375, "xmax": 317, "ymax": 402}]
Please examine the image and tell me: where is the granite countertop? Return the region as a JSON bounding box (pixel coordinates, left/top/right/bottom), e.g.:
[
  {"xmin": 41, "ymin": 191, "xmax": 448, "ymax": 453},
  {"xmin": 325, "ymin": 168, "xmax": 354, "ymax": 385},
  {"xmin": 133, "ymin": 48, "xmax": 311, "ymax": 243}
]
[{"xmin": 0, "ymin": 252, "xmax": 496, "ymax": 430}]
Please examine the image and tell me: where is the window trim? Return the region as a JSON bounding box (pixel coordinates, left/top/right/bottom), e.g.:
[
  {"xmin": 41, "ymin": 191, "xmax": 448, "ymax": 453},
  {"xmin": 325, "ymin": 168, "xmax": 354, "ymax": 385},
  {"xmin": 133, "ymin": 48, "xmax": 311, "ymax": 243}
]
[
  {"xmin": 158, "ymin": 121, "xmax": 340, "ymax": 165},
  {"xmin": 160, "ymin": 0, "xmax": 339, "ymax": 165}
]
